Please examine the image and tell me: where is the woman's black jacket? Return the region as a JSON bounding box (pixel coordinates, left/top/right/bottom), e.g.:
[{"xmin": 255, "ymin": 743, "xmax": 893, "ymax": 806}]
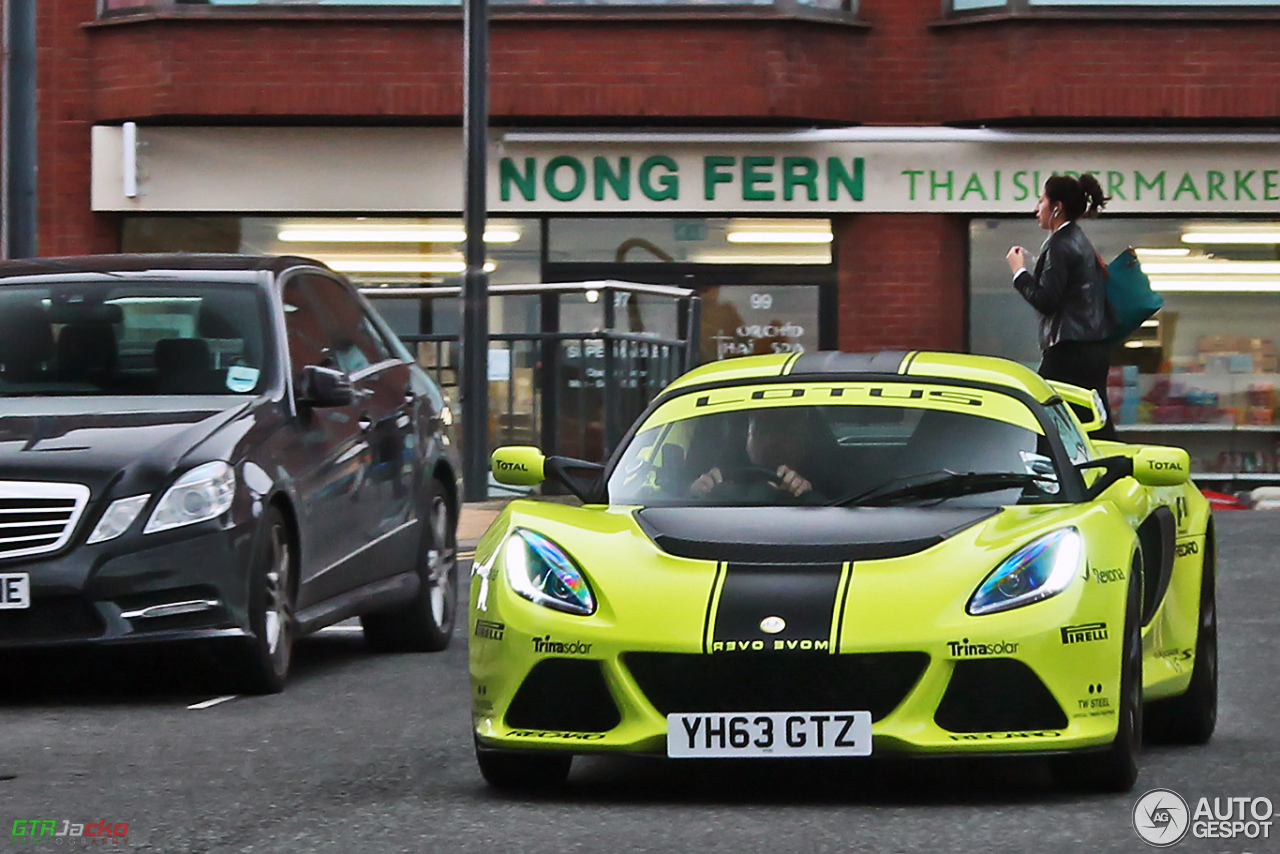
[{"xmin": 1013, "ymin": 221, "xmax": 1113, "ymax": 350}]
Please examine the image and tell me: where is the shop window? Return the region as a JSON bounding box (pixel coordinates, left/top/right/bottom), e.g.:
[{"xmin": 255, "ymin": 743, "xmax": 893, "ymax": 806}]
[
  {"xmin": 548, "ymin": 218, "xmax": 833, "ymax": 266},
  {"xmin": 699, "ymin": 284, "xmax": 819, "ymax": 363},
  {"xmin": 970, "ymin": 217, "xmax": 1280, "ymax": 487},
  {"xmin": 950, "ymin": 0, "xmax": 1280, "ymax": 10},
  {"xmin": 102, "ymin": 0, "xmax": 855, "ymax": 14}
]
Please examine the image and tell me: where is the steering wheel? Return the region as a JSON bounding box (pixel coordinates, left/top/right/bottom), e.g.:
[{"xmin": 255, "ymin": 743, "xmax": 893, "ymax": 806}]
[{"xmin": 706, "ymin": 465, "xmax": 783, "ymax": 498}]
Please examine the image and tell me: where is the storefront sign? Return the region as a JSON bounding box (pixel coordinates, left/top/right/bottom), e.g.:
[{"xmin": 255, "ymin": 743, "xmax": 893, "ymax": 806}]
[{"xmin": 91, "ymin": 126, "xmax": 1280, "ymax": 215}]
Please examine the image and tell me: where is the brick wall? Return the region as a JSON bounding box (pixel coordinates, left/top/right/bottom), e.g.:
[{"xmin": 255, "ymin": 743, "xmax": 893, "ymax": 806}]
[
  {"xmin": 38, "ymin": 0, "xmax": 116, "ymax": 256},
  {"xmin": 931, "ymin": 17, "xmax": 1280, "ymax": 124},
  {"xmin": 835, "ymin": 214, "xmax": 969, "ymax": 352},
  {"xmin": 86, "ymin": 18, "xmax": 869, "ymax": 124}
]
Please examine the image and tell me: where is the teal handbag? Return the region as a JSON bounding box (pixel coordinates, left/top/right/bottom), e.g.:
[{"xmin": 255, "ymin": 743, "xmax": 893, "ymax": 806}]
[{"xmin": 1104, "ymin": 248, "xmax": 1163, "ymax": 343}]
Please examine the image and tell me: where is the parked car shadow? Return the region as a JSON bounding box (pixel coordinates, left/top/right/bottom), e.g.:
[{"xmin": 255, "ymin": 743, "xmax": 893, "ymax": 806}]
[
  {"xmin": 485, "ymin": 753, "xmax": 1077, "ymax": 807},
  {"xmin": 0, "ymin": 628, "xmax": 385, "ymax": 706}
]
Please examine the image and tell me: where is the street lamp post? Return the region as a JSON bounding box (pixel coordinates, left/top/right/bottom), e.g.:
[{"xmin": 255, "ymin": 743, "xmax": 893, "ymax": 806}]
[
  {"xmin": 460, "ymin": 0, "xmax": 490, "ymax": 502},
  {"xmin": 3, "ymin": 0, "xmax": 38, "ymax": 259}
]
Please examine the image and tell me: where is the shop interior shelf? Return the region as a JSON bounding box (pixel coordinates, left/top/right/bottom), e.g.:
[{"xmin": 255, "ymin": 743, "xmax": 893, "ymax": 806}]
[
  {"xmin": 1192, "ymin": 472, "xmax": 1280, "ymax": 481},
  {"xmin": 1116, "ymin": 423, "xmax": 1279, "ymax": 432}
]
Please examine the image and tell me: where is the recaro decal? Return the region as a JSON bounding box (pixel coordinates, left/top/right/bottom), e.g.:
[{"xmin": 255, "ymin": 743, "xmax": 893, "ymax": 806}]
[{"xmin": 947, "ymin": 730, "xmax": 1062, "ymax": 741}]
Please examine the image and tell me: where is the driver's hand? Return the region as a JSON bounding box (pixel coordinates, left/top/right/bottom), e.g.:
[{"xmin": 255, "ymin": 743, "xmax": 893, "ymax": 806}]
[
  {"xmin": 690, "ymin": 467, "xmax": 723, "ymax": 497},
  {"xmin": 775, "ymin": 465, "xmax": 812, "ymax": 498}
]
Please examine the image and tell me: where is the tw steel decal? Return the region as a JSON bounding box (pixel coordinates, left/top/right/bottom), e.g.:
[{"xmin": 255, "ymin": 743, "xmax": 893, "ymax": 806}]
[
  {"xmin": 703, "ymin": 562, "xmax": 851, "ymax": 655},
  {"xmin": 506, "ymin": 730, "xmax": 607, "ymax": 740}
]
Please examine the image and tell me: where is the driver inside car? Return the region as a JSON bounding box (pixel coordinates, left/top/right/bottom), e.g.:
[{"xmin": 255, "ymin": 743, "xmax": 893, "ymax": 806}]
[{"xmin": 689, "ymin": 407, "xmax": 825, "ymax": 501}]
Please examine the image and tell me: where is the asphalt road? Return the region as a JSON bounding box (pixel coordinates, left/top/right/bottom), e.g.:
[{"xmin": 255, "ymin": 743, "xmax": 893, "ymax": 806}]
[{"xmin": 3, "ymin": 513, "xmax": 1278, "ymax": 854}]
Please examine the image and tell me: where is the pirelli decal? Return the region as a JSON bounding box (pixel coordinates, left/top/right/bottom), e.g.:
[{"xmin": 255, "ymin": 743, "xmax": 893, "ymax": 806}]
[{"xmin": 702, "ymin": 562, "xmax": 854, "ymax": 654}]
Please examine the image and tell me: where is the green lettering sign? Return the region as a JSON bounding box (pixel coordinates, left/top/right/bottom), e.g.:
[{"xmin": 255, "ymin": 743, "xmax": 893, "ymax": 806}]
[
  {"xmin": 1172, "ymin": 171, "xmax": 1201, "ymax": 201},
  {"xmin": 1265, "ymin": 170, "xmax": 1280, "ymax": 201},
  {"xmin": 1207, "ymin": 170, "xmax": 1227, "ymax": 201},
  {"xmin": 827, "ymin": 157, "xmax": 864, "ymax": 201},
  {"xmin": 960, "ymin": 172, "xmax": 988, "ymax": 201},
  {"xmin": 742, "ymin": 156, "xmax": 776, "ymax": 201},
  {"xmin": 783, "ymin": 157, "xmax": 819, "ymax": 201},
  {"xmin": 1107, "ymin": 171, "xmax": 1127, "ymax": 201},
  {"xmin": 1235, "ymin": 170, "xmax": 1257, "ymax": 201},
  {"xmin": 902, "ymin": 170, "xmax": 924, "ymax": 202},
  {"xmin": 500, "ymin": 157, "xmax": 537, "ymax": 202},
  {"xmin": 593, "ymin": 156, "xmax": 630, "ymax": 201},
  {"xmin": 930, "ymin": 170, "xmax": 954, "ymax": 202},
  {"xmin": 1134, "ymin": 171, "xmax": 1166, "ymax": 201},
  {"xmin": 704, "ymin": 156, "xmax": 735, "ymax": 201},
  {"xmin": 641, "ymin": 156, "xmax": 679, "ymax": 201},
  {"xmin": 545, "ymin": 156, "xmax": 586, "ymax": 202},
  {"xmin": 1012, "ymin": 170, "xmax": 1031, "ymax": 202}
]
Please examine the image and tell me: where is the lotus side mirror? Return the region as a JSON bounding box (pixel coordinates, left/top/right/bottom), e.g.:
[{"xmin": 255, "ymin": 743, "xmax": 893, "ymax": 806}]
[
  {"xmin": 297, "ymin": 365, "xmax": 354, "ymax": 408},
  {"xmin": 491, "ymin": 445, "xmax": 605, "ymax": 502},
  {"xmin": 1131, "ymin": 446, "xmax": 1191, "ymax": 486},
  {"xmin": 1077, "ymin": 445, "xmax": 1190, "ymax": 499},
  {"xmin": 491, "ymin": 446, "xmax": 547, "ymax": 487}
]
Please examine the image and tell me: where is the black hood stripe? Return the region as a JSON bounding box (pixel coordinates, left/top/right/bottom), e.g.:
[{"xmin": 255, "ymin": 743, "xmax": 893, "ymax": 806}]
[
  {"xmin": 706, "ymin": 562, "xmax": 851, "ymax": 653},
  {"xmin": 701, "ymin": 562, "xmax": 727, "ymax": 654},
  {"xmin": 832, "ymin": 563, "xmax": 855, "ymax": 652}
]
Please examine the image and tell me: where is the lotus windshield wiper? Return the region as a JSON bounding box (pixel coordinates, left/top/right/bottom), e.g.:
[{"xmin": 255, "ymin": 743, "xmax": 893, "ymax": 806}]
[{"xmin": 829, "ymin": 469, "xmax": 1057, "ymax": 508}]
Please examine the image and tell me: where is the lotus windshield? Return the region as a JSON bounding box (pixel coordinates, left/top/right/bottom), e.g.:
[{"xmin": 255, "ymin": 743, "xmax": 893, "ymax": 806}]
[
  {"xmin": 0, "ymin": 282, "xmax": 270, "ymax": 397},
  {"xmin": 608, "ymin": 381, "xmax": 1065, "ymax": 508}
]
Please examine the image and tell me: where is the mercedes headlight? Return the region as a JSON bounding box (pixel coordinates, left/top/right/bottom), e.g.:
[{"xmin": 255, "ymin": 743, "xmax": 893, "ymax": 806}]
[
  {"xmin": 968, "ymin": 527, "xmax": 1083, "ymax": 616},
  {"xmin": 504, "ymin": 528, "xmax": 595, "ymax": 616},
  {"xmin": 86, "ymin": 494, "xmax": 151, "ymax": 544},
  {"xmin": 144, "ymin": 462, "xmax": 236, "ymax": 534}
]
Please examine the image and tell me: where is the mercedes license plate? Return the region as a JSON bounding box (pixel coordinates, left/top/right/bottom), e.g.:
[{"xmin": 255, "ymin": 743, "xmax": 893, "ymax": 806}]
[
  {"xmin": 667, "ymin": 711, "xmax": 872, "ymax": 758},
  {"xmin": 0, "ymin": 573, "xmax": 31, "ymax": 609}
]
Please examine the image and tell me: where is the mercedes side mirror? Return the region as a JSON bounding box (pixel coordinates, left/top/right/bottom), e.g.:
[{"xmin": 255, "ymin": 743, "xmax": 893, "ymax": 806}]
[{"xmin": 297, "ymin": 365, "xmax": 354, "ymax": 408}]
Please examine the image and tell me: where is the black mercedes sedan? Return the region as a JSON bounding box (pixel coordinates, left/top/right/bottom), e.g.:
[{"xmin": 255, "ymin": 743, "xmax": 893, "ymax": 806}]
[{"xmin": 0, "ymin": 254, "xmax": 462, "ymax": 692}]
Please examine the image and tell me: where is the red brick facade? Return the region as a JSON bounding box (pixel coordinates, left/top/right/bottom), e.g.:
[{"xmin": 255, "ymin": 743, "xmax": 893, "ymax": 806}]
[{"xmin": 34, "ymin": 0, "xmax": 1280, "ymax": 348}]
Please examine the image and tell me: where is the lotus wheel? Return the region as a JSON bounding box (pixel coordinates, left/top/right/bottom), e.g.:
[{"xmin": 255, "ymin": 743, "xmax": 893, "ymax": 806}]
[
  {"xmin": 1052, "ymin": 551, "xmax": 1142, "ymax": 792},
  {"xmin": 475, "ymin": 741, "xmax": 572, "ymax": 791}
]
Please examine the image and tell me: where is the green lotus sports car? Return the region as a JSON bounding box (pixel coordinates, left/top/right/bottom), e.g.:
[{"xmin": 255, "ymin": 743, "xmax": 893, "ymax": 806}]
[{"xmin": 469, "ymin": 351, "xmax": 1217, "ymax": 793}]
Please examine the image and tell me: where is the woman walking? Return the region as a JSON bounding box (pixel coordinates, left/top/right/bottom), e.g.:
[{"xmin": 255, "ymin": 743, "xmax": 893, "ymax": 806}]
[{"xmin": 1007, "ymin": 173, "xmax": 1117, "ymax": 440}]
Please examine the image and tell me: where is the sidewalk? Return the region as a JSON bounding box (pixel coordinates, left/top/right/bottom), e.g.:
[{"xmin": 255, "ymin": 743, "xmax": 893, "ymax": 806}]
[
  {"xmin": 456, "ymin": 493, "xmax": 583, "ymax": 551},
  {"xmin": 457, "ymin": 499, "xmax": 511, "ymax": 551}
]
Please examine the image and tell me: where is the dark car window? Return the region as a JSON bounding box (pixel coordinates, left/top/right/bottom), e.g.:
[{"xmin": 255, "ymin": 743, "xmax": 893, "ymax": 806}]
[
  {"xmin": 0, "ymin": 282, "xmax": 269, "ymax": 397},
  {"xmin": 301, "ymin": 275, "xmax": 393, "ymax": 376},
  {"xmin": 609, "ymin": 385, "xmax": 1061, "ymax": 508},
  {"xmin": 282, "ymin": 279, "xmax": 332, "ymax": 383}
]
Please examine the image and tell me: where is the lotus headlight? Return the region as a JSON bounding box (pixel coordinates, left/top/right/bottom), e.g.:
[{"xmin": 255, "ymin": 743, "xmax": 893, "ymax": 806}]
[
  {"xmin": 144, "ymin": 461, "xmax": 236, "ymax": 534},
  {"xmin": 968, "ymin": 527, "xmax": 1083, "ymax": 616},
  {"xmin": 504, "ymin": 528, "xmax": 595, "ymax": 616},
  {"xmin": 86, "ymin": 494, "xmax": 151, "ymax": 544}
]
